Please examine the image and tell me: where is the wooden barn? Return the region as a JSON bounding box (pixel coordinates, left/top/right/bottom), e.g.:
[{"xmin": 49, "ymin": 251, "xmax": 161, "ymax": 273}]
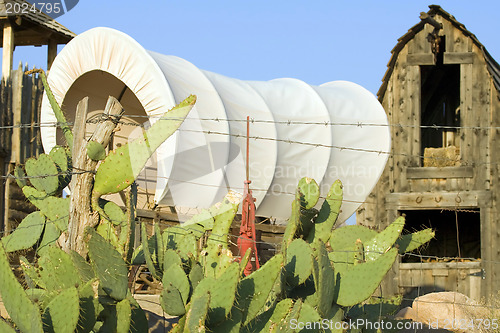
[{"xmin": 357, "ymin": 5, "xmax": 500, "ymax": 301}]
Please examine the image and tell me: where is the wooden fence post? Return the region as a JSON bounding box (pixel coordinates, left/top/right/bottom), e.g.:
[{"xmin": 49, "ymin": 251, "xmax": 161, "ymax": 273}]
[{"xmin": 65, "ymin": 96, "xmax": 124, "ymax": 255}]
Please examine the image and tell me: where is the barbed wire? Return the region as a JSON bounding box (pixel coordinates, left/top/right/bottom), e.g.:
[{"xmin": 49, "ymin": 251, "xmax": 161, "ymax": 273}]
[
  {"xmin": 88, "ymin": 113, "xmax": 500, "ymax": 131},
  {"xmin": 3, "ymin": 116, "xmax": 497, "ymax": 131},
  {"xmin": 0, "ymin": 164, "xmax": 477, "ymax": 209},
  {"xmin": 3, "ymin": 118, "xmax": 497, "ymax": 167}
]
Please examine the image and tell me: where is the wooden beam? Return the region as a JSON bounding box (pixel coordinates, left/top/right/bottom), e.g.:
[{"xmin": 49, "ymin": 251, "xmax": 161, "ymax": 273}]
[
  {"xmin": 2, "ymin": 20, "xmax": 14, "ymax": 79},
  {"xmin": 47, "ymin": 38, "xmax": 57, "ymax": 70},
  {"xmin": 406, "ymin": 53, "xmax": 435, "ymax": 66},
  {"xmin": 406, "ymin": 166, "xmax": 474, "ymax": 179},
  {"xmin": 400, "ymin": 261, "xmax": 481, "ymax": 270},
  {"xmin": 386, "ymin": 191, "xmax": 490, "ymax": 210},
  {"xmin": 10, "ymin": 64, "xmax": 22, "ymax": 163},
  {"xmin": 443, "ymin": 52, "xmax": 475, "ymax": 64}
]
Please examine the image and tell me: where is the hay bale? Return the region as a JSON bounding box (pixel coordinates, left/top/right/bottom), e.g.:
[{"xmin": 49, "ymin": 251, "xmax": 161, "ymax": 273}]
[{"xmin": 423, "ymin": 146, "xmax": 461, "ymax": 167}]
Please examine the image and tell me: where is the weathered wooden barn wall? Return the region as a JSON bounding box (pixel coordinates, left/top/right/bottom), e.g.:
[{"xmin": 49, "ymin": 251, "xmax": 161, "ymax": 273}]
[{"xmin": 357, "ymin": 5, "xmax": 500, "ymax": 300}]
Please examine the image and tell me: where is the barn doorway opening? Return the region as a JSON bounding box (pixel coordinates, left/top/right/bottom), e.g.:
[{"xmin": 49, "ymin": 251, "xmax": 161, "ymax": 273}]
[
  {"xmin": 399, "ymin": 209, "xmax": 480, "ymax": 263},
  {"xmin": 420, "ymin": 38, "xmax": 461, "ymax": 166}
]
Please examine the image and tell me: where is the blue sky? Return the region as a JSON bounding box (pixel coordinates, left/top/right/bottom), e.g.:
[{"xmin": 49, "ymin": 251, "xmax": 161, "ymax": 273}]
[
  {"xmin": 10, "ymin": 1, "xmax": 499, "ymax": 224},
  {"xmin": 13, "ymin": 1, "xmax": 500, "ymax": 96}
]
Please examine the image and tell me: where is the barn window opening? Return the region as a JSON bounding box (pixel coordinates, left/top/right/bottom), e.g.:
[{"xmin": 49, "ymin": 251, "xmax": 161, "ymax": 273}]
[
  {"xmin": 399, "ymin": 209, "xmax": 480, "ymax": 263},
  {"xmin": 420, "ymin": 37, "xmax": 461, "ymax": 166}
]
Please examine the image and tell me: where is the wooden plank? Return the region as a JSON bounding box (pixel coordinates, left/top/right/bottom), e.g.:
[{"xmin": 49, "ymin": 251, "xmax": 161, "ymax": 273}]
[
  {"xmin": 255, "ymin": 223, "xmax": 286, "ymax": 234},
  {"xmin": 136, "ymin": 208, "xmax": 192, "ymax": 223},
  {"xmin": 468, "ymin": 268, "xmax": 482, "ymax": 301},
  {"xmin": 400, "ymin": 261, "xmax": 481, "ymax": 270},
  {"xmin": 10, "ymin": 66, "xmax": 22, "ymax": 164},
  {"xmin": 47, "ymin": 38, "xmax": 57, "ymax": 70},
  {"xmin": 406, "ymin": 166, "xmax": 473, "ymax": 179},
  {"xmin": 2, "ymin": 20, "xmax": 13, "ymax": 79},
  {"xmin": 408, "ymin": 65, "xmax": 420, "ymax": 168},
  {"xmin": 406, "ymin": 53, "xmax": 435, "ymax": 66},
  {"xmin": 461, "ymin": 63, "xmax": 474, "ymax": 189},
  {"xmin": 445, "ymin": 268, "xmax": 458, "ymax": 292},
  {"xmin": 387, "ymin": 191, "xmax": 488, "ymax": 209},
  {"xmin": 20, "ymin": 68, "xmax": 32, "ymax": 163},
  {"xmin": 480, "ymin": 206, "xmax": 492, "ymax": 298},
  {"xmin": 394, "ymin": 46, "xmax": 409, "ymax": 193},
  {"xmin": 431, "ymin": 269, "xmax": 449, "ymax": 277},
  {"xmin": 443, "ymin": 52, "xmax": 475, "ymax": 64}
]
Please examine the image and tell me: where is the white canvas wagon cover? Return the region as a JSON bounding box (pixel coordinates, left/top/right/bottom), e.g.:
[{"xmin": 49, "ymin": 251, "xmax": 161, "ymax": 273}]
[{"xmin": 40, "ymin": 27, "xmax": 390, "ymax": 223}]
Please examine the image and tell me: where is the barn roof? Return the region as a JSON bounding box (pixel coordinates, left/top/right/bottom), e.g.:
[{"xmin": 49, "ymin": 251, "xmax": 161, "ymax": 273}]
[
  {"xmin": 378, "ymin": 5, "xmax": 500, "ymax": 101},
  {"xmin": 0, "ymin": 0, "xmax": 75, "ymax": 45}
]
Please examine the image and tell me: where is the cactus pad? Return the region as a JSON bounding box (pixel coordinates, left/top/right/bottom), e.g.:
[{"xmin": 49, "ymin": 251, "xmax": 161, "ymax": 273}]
[
  {"xmin": 314, "ymin": 241, "xmax": 336, "ymax": 317},
  {"xmin": 86, "ymin": 140, "xmax": 107, "ymax": 161},
  {"xmin": 264, "ymin": 299, "xmax": 294, "ymax": 332},
  {"xmin": 141, "ymin": 222, "xmax": 159, "ymax": 279},
  {"xmin": 25, "ymin": 154, "xmax": 60, "ymax": 195},
  {"xmin": 49, "ymin": 146, "xmax": 71, "ymax": 188},
  {"xmin": 307, "ymin": 179, "xmax": 343, "ymax": 244},
  {"xmin": 29, "ymin": 68, "xmax": 73, "ymax": 150},
  {"xmin": 162, "ymin": 264, "xmax": 191, "ymax": 306},
  {"xmin": 334, "ymin": 248, "xmax": 397, "ymax": 307},
  {"xmin": 37, "ymin": 221, "xmax": 61, "ymax": 256},
  {"xmin": 116, "ymin": 298, "xmax": 132, "ymax": 333},
  {"xmin": 0, "ymin": 244, "xmax": 43, "ymax": 333},
  {"xmin": 364, "ymin": 217, "xmax": 404, "ymax": 261},
  {"xmin": 237, "ymin": 253, "xmax": 283, "ymax": 325},
  {"xmin": 329, "ymin": 225, "xmax": 378, "ymax": 252},
  {"xmin": 160, "ymin": 284, "xmax": 187, "ymax": 316},
  {"xmin": 297, "ymin": 177, "xmax": 320, "ymax": 209},
  {"xmin": 207, "ymin": 262, "xmax": 240, "ymax": 324},
  {"xmin": 14, "ymin": 164, "xmax": 27, "ymax": 188},
  {"xmin": 88, "ymin": 230, "xmax": 128, "ymax": 301},
  {"xmin": 22, "ymin": 186, "xmax": 70, "ymax": 231},
  {"xmin": 1, "ymin": 211, "xmax": 45, "ymax": 252},
  {"xmin": 92, "ymin": 95, "xmax": 195, "ymax": 196},
  {"xmin": 185, "ymin": 293, "xmax": 210, "ymax": 333},
  {"xmin": 77, "ymin": 278, "xmax": 99, "ymax": 333},
  {"xmin": 188, "ymin": 260, "xmax": 204, "ymax": 291},
  {"xmin": 42, "ymin": 287, "xmax": 80, "ymax": 333},
  {"xmin": 285, "ymin": 238, "xmax": 314, "ymax": 286},
  {"xmin": 38, "ymin": 246, "xmax": 81, "ymax": 292},
  {"xmin": 96, "ymin": 220, "xmax": 121, "ymax": 251},
  {"xmin": 0, "ymin": 319, "xmax": 16, "ymax": 332},
  {"xmin": 396, "ymin": 228, "xmax": 435, "ymax": 254},
  {"xmin": 99, "ymin": 199, "xmax": 127, "ymax": 226}
]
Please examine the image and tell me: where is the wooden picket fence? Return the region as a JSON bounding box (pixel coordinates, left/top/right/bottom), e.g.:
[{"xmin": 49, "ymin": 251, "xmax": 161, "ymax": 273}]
[{"xmin": 0, "ymin": 64, "xmax": 44, "ymax": 235}]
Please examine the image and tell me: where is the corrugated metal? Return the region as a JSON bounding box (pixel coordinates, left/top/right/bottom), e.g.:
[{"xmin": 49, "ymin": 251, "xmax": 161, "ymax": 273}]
[{"xmin": 378, "ymin": 5, "xmax": 500, "ymax": 101}]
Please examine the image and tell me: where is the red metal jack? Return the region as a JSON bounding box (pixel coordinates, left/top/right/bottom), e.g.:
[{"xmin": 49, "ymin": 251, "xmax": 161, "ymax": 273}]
[{"xmin": 237, "ymin": 116, "xmax": 260, "ymax": 276}]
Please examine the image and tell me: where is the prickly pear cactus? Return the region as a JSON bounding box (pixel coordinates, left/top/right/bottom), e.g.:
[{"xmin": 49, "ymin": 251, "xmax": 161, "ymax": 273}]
[
  {"xmin": 2, "ymin": 68, "xmax": 434, "ymax": 332},
  {"xmin": 0, "ymin": 69, "xmax": 194, "ymax": 332},
  {"xmin": 135, "ymin": 176, "xmax": 434, "ymax": 332}
]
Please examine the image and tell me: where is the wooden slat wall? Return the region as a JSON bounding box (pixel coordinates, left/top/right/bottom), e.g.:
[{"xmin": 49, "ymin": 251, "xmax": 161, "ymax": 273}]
[
  {"xmin": 399, "ymin": 262, "xmax": 483, "ymax": 301},
  {"xmin": 1, "ymin": 65, "xmax": 43, "ymax": 234}
]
